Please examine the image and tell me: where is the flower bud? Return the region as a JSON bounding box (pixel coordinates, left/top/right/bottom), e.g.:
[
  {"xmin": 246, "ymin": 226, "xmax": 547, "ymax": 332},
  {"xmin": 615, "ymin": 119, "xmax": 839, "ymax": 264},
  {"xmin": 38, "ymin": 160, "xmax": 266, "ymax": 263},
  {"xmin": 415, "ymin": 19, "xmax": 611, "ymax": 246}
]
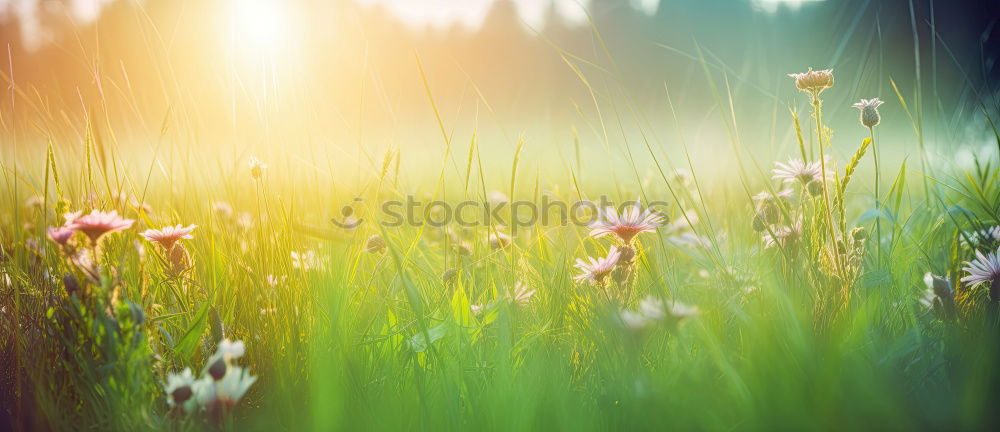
[
  {"xmin": 489, "ymin": 232, "xmax": 511, "ymax": 249},
  {"xmin": 441, "ymin": 268, "xmax": 458, "ymax": 284},
  {"xmin": 852, "ymin": 98, "xmax": 885, "ymax": 128},
  {"xmin": 752, "ymin": 214, "xmax": 767, "ymax": 232},
  {"xmin": 365, "ymin": 235, "xmax": 387, "ymax": 254},
  {"xmin": 806, "ymin": 179, "xmax": 824, "ymax": 197},
  {"xmin": 850, "ymin": 226, "xmax": 867, "ymax": 242}
]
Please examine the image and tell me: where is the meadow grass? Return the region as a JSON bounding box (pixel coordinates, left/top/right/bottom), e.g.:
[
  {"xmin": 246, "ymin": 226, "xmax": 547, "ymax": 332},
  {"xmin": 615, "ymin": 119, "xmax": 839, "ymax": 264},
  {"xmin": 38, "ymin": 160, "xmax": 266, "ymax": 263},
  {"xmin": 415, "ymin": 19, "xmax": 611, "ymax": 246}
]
[{"xmin": 2, "ymin": 46, "xmax": 1000, "ymax": 432}]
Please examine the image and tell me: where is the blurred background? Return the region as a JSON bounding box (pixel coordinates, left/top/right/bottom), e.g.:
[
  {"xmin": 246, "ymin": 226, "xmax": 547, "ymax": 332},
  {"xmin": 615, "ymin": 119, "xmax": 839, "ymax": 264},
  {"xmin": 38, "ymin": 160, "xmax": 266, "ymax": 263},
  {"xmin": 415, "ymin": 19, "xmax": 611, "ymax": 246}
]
[{"xmin": 1, "ymin": 0, "xmax": 999, "ymax": 184}]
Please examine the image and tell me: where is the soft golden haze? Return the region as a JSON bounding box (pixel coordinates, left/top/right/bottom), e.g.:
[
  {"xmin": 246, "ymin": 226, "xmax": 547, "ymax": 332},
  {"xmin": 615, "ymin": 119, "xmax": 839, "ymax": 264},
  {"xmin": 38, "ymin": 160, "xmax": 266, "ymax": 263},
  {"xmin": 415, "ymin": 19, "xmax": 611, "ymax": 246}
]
[{"xmin": 3, "ymin": 1, "xmax": 1000, "ymax": 430}]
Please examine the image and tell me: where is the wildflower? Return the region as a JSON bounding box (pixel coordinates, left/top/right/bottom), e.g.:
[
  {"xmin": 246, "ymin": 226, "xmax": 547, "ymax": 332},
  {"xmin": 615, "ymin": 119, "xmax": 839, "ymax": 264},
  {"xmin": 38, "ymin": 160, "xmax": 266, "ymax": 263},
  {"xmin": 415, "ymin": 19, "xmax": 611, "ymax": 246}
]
[
  {"xmin": 194, "ymin": 365, "xmax": 257, "ymax": 414},
  {"xmin": 487, "ymin": 190, "xmax": 509, "ymax": 204},
  {"xmin": 508, "ymin": 281, "xmax": 535, "ymax": 305},
  {"xmin": 669, "ymin": 169, "xmax": 692, "ymax": 188},
  {"xmin": 752, "ymin": 189, "xmax": 794, "ymax": 203},
  {"xmin": 236, "ymin": 212, "xmax": 254, "ymax": 230},
  {"xmin": 217, "ymin": 339, "xmax": 246, "ymax": 361},
  {"xmin": 920, "ymin": 273, "xmax": 956, "ymax": 319},
  {"xmin": 490, "ymin": 232, "xmax": 512, "ymax": 249},
  {"xmin": 141, "ymin": 224, "xmax": 197, "ymax": 251},
  {"xmin": 206, "ymin": 339, "xmax": 246, "ymax": 381},
  {"xmin": 25, "ymin": 195, "xmax": 44, "ymax": 211},
  {"xmin": 46, "ymin": 226, "xmax": 75, "ymax": 246},
  {"xmin": 852, "ymin": 98, "xmax": 885, "ymax": 128},
  {"xmin": 620, "ymin": 296, "xmax": 698, "ymax": 331},
  {"xmin": 365, "ymin": 235, "xmax": 387, "ymax": 254},
  {"xmin": 574, "ymin": 247, "xmax": 622, "ymax": 286},
  {"xmin": 753, "ymin": 189, "xmax": 793, "ymax": 224},
  {"xmin": 291, "ymin": 250, "xmax": 319, "ymax": 271},
  {"xmin": 961, "ymin": 226, "xmax": 1000, "ymax": 249},
  {"xmin": 788, "ymin": 68, "xmax": 834, "ymax": 94},
  {"xmin": 265, "ymin": 274, "xmax": 285, "ymax": 288},
  {"xmin": 66, "ymin": 210, "xmax": 135, "ymax": 245},
  {"xmin": 212, "ymin": 201, "xmax": 234, "ymax": 219},
  {"xmin": 762, "ymin": 218, "xmax": 803, "ymax": 249},
  {"xmin": 442, "ymin": 268, "xmax": 458, "ymax": 284},
  {"xmin": 470, "ymin": 303, "xmax": 486, "ymax": 315},
  {"xmin": 772, "ymin": 157, "xmax": 832, "ymax": 185},
  {"xmin": 62, "ymin": 210, "xmax": 82, "ymax": 225},
  {"xmin": 164, "ymin": 368, "xmax": 197, "ymax": 412},
  {"xmin": 589, "ymin": 204, "xmax": 664, "ymax": 244},
  {"xmin": 454, "ymin": 241, "xmax": 474, "ymax": 256},
  {"xmin": 960, "ymin": 246, "xmax": 1000, "ymax": 301},
  {"xmin": 620, "ymin": 309, "xmax": 652, "ymax": 331},
  {"xmin": 249, "ymin": 156, "xmax": 267, "ymax": 180}
]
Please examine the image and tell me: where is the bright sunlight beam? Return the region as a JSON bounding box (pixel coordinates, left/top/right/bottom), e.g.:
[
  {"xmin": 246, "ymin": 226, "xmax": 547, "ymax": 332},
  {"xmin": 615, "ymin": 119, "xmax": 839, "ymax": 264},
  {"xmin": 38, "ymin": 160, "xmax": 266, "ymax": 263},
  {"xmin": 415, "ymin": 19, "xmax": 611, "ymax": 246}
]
[{"xmin": 232, "ymin": 0, "xmax": 288, "ymax": 56}]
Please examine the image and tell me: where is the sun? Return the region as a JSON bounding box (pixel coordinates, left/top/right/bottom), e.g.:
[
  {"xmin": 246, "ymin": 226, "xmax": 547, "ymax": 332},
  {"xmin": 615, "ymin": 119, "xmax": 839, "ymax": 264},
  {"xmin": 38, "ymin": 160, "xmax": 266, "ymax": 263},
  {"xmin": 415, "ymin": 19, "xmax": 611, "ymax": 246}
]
[{"xmin": 232, "ymin": 0, "xmax": 288, "ymax": 56}]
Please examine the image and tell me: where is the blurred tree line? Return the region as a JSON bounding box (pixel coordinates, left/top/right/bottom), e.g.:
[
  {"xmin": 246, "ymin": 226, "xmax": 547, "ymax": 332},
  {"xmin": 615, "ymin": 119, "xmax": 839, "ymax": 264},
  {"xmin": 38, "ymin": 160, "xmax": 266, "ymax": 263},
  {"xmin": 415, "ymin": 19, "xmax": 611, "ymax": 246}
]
[{"xmin": 0, "ymin": 0, "xmax": 997, "ymax": 143}]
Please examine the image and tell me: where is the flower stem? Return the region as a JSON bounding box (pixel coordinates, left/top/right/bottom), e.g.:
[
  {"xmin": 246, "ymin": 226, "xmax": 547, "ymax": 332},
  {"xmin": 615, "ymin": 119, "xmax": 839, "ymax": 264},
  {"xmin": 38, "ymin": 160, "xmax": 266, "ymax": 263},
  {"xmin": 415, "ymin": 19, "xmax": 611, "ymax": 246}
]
[
  {"xmin": 869, "ymin": 126, "xmax": 881, "ymax": 266},
  {"xmin": 811, "ymin": 95, "xmax": 843, "ymax": 279}
]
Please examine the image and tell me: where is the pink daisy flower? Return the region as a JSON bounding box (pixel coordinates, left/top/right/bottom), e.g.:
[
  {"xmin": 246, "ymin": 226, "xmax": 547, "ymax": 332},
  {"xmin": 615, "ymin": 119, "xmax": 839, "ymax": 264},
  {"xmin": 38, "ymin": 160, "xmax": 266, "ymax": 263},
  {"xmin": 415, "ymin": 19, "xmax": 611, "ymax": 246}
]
[
  {"xmin": 589, "ymin": 204, "xmax": 664, "ymax": 244},
  {"xmin": 66, "ymin": 210, "xmax": 135, "ymax": 244},
  {"xmin": 63, "ymin": 211, "xmax": 83, "ymax": 225},
  {"xmin": 574, "ymin": 247, "xmax": 622, "ymax": 286},
  {"xmin": 141, "ymin": 224, "xmax": 197, "ymax": 250},
  {"xmin": 47, "ymin": 226, "xmax": 76, "ymax": 246}
]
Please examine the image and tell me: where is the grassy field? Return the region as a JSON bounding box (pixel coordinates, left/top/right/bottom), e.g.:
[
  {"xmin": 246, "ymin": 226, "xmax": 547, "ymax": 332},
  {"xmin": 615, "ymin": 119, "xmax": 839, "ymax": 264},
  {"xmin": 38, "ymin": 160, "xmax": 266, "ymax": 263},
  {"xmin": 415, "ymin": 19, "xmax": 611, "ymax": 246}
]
[{"xmin": 3, "ymin": 48, "xmax": 1000, "ymax": 431}]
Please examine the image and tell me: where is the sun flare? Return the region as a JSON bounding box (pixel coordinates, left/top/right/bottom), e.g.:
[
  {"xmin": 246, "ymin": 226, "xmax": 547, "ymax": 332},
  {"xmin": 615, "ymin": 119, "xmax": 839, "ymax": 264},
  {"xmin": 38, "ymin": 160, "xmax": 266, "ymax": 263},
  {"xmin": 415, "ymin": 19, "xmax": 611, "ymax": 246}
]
[
  {"xmin": 3, "ymin": 0, "xmax": 1000, "ymax": 430},
  {"xmin": 231, "ymin": 0, "xmax": 289, "ymax": 56}
]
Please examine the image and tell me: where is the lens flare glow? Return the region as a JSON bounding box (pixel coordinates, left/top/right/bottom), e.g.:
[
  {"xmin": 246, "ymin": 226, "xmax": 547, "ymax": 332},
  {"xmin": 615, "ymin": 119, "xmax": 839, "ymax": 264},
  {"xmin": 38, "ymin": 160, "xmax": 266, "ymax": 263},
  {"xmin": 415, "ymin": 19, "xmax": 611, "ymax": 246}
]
[{"xmin": 232, "ymin": 0, "xmax": 288, "ymax": 55}]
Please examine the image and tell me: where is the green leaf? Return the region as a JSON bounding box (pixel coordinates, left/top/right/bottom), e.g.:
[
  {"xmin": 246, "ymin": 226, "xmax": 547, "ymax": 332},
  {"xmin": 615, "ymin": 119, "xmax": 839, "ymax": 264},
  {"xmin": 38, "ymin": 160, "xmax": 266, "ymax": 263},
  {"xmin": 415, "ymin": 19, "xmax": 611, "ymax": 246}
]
[
  {"xmin": 173, "ymin": 300, "xmax": 211, "ymax": 361},
  {"xmin": 408, "ymin": 323, "xmax": 449, "ymax": 353},
  {"xmin": 451, "ymin": 285, "xmax": 472, "ymax": 327}
]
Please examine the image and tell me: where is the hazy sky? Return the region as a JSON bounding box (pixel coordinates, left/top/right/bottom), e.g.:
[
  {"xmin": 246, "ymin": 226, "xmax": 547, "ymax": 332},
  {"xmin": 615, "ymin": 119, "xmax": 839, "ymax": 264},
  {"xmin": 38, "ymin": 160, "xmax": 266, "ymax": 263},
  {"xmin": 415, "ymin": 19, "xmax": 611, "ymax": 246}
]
[{"xmin": 0, "ymin": 0, "xmax": 823, "ymax": 49}]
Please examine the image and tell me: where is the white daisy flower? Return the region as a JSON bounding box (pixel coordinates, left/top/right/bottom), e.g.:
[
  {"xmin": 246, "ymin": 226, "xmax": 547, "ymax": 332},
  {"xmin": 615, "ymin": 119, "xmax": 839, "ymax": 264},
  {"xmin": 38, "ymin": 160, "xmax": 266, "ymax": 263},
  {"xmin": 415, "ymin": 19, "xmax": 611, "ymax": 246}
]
[{"xmin": 961, "ymin": 246, "xmax": 1000, "ymax": 300}]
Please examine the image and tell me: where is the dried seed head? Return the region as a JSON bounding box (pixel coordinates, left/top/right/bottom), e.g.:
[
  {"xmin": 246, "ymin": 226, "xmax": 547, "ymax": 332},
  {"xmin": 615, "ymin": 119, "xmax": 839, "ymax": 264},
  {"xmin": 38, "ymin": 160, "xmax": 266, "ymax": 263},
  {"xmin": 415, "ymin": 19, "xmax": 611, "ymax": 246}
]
[
  {"xmin": 759, "ymin": 202, "xmax": 782, "ymax": 224},
  {"xmin": 454, "ymin": 241, "xmax": 474, "ymax": 256},
  {"xmin": 25, "ymin": 195, "xmax": 44, "ymax": 211},
  {"xmin": 442, "ymin": 268, "xmax": 458, "ymax": 284},
  {"xmin": 248, "ymin": 156, "xmax": 267, "ymax": 180},
  {"xmin": 788, "ymin": 68, "xmax": 834, "ymax": 94},
  {"xmin": 489, "ymin": 232, "xmax": 511, "ymax": 249},
  {"xmin": 365, "ymin": 235, "xmax": 387, "ymax": 254}
]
